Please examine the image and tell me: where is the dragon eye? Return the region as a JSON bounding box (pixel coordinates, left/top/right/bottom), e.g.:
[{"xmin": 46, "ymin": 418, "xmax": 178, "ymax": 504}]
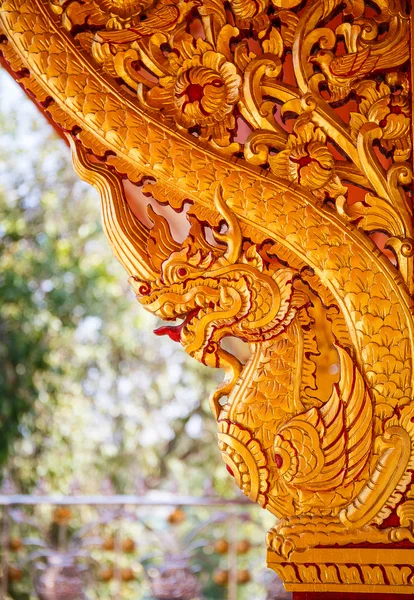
[{"xmin": 177, "ymin": 267, "xmax": 188, "ymax": 277}]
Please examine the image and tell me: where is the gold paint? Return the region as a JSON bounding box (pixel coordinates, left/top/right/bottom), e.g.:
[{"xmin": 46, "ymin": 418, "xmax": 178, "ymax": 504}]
[{"xmin": 1, "ymin": 0, "xmax": 414, "ymax": 593}]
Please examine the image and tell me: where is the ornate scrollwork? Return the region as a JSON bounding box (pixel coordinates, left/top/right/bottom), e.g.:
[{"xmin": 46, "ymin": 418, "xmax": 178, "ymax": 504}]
[{"xmin": 1, "ymin": 0, "xmax": 413, "ymax": 593}]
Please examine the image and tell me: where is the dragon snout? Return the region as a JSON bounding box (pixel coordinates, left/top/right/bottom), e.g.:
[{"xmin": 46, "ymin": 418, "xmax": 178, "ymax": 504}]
[{"xmin": 153, "ymin": 307, "xmax": 200, "ymax": 343}]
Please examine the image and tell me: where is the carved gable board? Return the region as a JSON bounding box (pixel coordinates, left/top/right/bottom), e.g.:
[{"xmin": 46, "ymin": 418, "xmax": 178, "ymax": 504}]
[{"xmin": 1, "ymin": 0, "xmax": 413, "ymax": 594}]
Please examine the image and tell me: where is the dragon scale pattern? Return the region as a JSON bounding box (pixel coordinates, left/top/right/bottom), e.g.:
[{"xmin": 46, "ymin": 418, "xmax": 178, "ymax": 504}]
[{"xmin": 2, "ymin": 0, "xmax": 414, "ymax": 591}]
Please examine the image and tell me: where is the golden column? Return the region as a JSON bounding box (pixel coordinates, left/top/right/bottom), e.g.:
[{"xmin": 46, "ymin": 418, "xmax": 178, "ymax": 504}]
[{"xmin": 1, "ymin": 0, "xmax": 413, "ymax": 596}]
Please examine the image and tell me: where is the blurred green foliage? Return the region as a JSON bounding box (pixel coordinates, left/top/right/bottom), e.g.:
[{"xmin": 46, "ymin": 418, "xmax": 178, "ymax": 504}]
[
  {"xmin": 0, "ymin": 69, "xmax": 234, "ymax": 497},
  {"xmin": 0, "ymin": 111, "xmax": 118, "ymax": 472}
]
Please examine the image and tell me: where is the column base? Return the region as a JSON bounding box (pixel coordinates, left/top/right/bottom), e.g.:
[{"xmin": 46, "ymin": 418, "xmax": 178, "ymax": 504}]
[{"xmin": 268, "ymin": 547, "xmax": 414, "ymax": 596}]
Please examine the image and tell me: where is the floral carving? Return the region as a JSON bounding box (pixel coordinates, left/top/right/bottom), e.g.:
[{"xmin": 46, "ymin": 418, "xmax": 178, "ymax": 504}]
[
  {"xmin": 146, "ymin": 42, "xmax": 241, "ymax": 147},
  {"xmin": 51, "ymin": 0, "xmax": 413, "ymax": 285},
  {"xmin": 350, "ymin": 78, "xmax": 411, "ymax": 162},
  {"xmin": 94, "ymin": 0, "xmax": 153, "ymax": 22},
  {"xmin": 269, "ymin": 119, "xmax": 346, "ymax": 200}
]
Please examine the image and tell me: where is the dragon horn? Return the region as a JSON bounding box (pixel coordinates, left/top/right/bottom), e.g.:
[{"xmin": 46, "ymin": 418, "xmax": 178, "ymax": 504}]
[{"xmin": 212, "ymin": 185, "xmax": 242, "ymax": 264}]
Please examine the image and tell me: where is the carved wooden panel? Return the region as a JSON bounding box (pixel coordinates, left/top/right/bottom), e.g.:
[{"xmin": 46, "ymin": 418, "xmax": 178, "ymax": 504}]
[{"xmin": 1, "ymin": 0, "xmax": 413, "ymax": 594}]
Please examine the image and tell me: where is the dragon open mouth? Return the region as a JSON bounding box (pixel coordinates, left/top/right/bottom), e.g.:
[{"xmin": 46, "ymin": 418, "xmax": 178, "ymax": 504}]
[{"xmin": 153, "ymin": 308, "xmax": 200, "ymax": 343}]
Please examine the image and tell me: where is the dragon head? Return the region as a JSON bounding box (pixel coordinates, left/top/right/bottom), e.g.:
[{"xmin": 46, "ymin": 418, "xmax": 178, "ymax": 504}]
[{"xmin": 130, "ymin": 187, "xmax": 307, "ymax": 416}]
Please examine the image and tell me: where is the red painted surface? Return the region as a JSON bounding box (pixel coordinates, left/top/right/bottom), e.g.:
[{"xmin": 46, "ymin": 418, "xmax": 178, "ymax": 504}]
[
  {"xmin": 293, "ymin": 593, "xmax": 414, "ymax": 599},
  {"xmin": 225, "ymin": 464, "xmax": 234, "ymax": 477}
]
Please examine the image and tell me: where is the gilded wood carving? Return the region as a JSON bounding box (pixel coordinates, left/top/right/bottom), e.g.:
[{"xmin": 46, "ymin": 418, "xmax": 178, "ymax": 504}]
[{"xmin": 1, "ymin": 0, "xmax": 413, "ymax": 593}]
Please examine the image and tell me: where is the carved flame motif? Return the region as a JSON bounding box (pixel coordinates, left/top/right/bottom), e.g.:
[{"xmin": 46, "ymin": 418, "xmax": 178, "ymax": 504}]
[{"xmin": 1, "ymin": 0, "xmax": 414, "ymax": 592}]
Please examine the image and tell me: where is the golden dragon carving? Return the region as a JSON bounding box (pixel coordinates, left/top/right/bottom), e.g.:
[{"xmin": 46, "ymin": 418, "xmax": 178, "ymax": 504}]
[{"xmin": 1, "ymin": 0, "xmax": 414, "ymax": 593}]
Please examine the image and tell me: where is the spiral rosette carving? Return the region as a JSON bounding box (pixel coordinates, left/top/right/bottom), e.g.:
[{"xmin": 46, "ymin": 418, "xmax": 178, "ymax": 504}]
[
  {"xmin": 1, "ymin": 0, "xmax": 413, "ymax": 594},
  {"xmin": 217, "ymin": 420, "xmax": 269, "ymax": 506}
]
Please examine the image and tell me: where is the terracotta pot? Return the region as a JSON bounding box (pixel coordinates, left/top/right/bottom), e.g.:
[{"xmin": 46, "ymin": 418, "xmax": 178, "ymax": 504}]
[
  {"xmin": 35, "ymin": 555, "xmax": 85, "ymax": 600},
  {"xmin": 150, "ymin": 558, "xmax": 203, "ymax": 600}
]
